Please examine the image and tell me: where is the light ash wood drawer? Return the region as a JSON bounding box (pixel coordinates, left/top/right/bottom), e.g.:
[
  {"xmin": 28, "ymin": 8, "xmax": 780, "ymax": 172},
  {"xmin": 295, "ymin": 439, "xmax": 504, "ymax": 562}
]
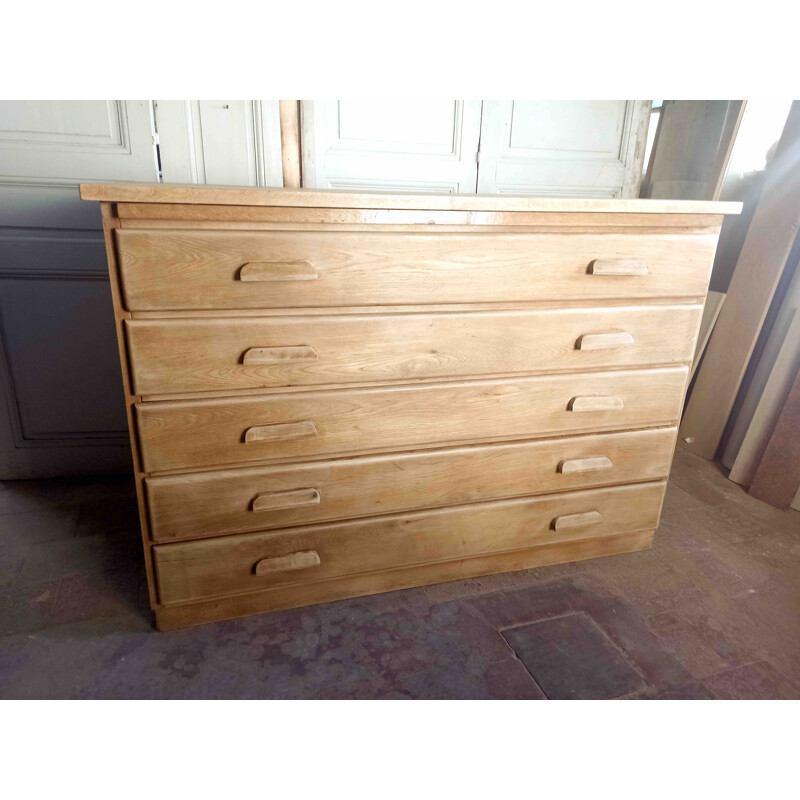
[
  {"xmin": 153, "ymin": 480, "xmax": 666, "ymax": 605},
  {"xmin": 145, "ymin": 427, "xmax": 677, "ymax": 541},
  {"xmin": 126, "ymin": 305, "xmax": 701, "ymax": 396},
  {"xmin": 136, "ymin": 366, "xmax": 688, "ymax": 473},
  {"xmin": 115, "ymin": 229, "xmax": 717, "ymax": 310}
]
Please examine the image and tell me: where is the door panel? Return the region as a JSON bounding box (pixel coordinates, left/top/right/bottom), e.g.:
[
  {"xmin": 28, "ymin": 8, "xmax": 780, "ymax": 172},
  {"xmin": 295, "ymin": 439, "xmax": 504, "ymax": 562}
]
[
  {"xmin": 154, "ymin": 100, "xmax": 283, "ymax": 187},
  {"xmin": 0, "ymin": 100, "xmax": 158, "ymax": 477},
  {"xmin": 477, "ymin": 100, "xmax": 651, "ymax": 197},
  {"xmin": 0, "ymin": 100, "xmax": 156, "ymax": 181},
  {"xmin": 301, "ymin": 100, "xmax": 482, "ymax": 193}
]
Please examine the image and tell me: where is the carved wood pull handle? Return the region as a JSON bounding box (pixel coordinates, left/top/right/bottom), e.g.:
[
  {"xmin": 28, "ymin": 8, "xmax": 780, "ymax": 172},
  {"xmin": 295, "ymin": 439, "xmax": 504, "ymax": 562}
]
[
  {"xmin": 243, "ymin": 345, "xmax": 319, "ymax": 365},
  {"xmin": 254, "ymin": 550, "xmax": 321, "ymax": 576},
  {"xmin": 239, "ymin": 261, "xmax": 318, "ymax": 281},
  {"xmin": 244, "ymin": 420, "xmax": 318, "ymax": 444},
  {"xmin": 552, "ymin": 510, "xmax": 604, "ymax": 531},
  {"xmin": 589, "ymin": 259, "xmax": 648, "ymax": 276},
  {"xmin": 575, "ymin": 332, "xmax": 635, "ymax": 350},
  {"xmin": 251, "ymin": 487, "xmax": 321, "ymax": 512},
  {"xmin": 568, "ymin": 395, "xmax": 624, "ymax": 412},
  {"xmin": 558, "ymin": 456, "xmax": 613, "ymax": 474}
]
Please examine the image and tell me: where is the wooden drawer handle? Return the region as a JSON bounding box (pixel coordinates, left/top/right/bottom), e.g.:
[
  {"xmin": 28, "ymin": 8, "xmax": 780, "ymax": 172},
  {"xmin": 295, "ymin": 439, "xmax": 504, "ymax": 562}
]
[
  {"xmin": 244, "ymin": 420, "xmax": 318, "ymax": 444},
  {"xmin": 243, "ymin": 345, "xmax": 318, "ymax": 365},
  {"xmin": 589, "ymin": 259, "xmax": 648, "ymax": 276},
  {"xmin": 558, "ymin": 456, "xmax": 613, "ymax": 474},
  {"xmin": 255, "ymin": 550, "xmax": 321, "ymax": 576},
  {"xmin": 239, "ymin": 261, "xmax": 317, "ymax": 282},
  {"xmin": 252, "ymin": 487, "xmax": 321, "ymax": 512},
  {"xmin": 568, "ymin": 395, "xmax": 624, "ymax": 412},
  {"xmin": 552, "ymin": 510, "xmax": 604, "ymax": 531},
  {"xmin": 576, "ymin": 331, "xmax": 635, "ymax": 350}
]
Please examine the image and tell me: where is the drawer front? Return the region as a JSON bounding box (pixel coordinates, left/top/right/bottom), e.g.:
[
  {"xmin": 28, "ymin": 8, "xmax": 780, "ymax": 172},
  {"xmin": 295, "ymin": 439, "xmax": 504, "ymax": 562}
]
[
  {"xmin": 153, "ymin": 481, "xmax": 666, "ymax": 605},
  {"xmin": 146, "ymin": 427, "xmax": 677, "ymax": 541},
  {"xmin": 115, "ymin": 229, "xmax": 717, "ymax": 310},
  {"xmin": 136, "ymin": 367, "xmax": 688, "ymax": 473},
  {"xmin": 126, "ymin": 305, "xmax": 701, "ymax": 396}
]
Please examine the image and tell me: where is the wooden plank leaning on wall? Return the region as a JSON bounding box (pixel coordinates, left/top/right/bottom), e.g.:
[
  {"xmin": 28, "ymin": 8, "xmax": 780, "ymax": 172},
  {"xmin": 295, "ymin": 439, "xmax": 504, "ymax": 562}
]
[
  {"xmin": 679, "ymin": 101, "xmax": 800, "ymax": 459},
  {"xmin": 640, "ymin": 101, "xmax": 745, "ymax": 380},
  {"xmin": 641, "ymin": 101, "xmax": 745, "ymax": 201},
  {"xmin": 727, "ymin": 310, "xmax": 800, "ymax": 486},
  {"xmin": 748, "ymin": 365, "xmax": 800, "ymax": 508}
]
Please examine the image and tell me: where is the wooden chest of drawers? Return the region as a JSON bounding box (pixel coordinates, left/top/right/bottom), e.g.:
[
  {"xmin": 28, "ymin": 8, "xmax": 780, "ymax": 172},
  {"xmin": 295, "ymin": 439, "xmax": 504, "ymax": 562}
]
[{"xmin": 81, "ymin": 183, "xmax": 740, "ymax": 630}]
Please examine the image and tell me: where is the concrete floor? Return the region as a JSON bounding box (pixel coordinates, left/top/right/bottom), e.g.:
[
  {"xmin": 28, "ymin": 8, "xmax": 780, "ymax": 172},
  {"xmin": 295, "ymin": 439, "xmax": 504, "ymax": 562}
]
[{"xmin": 1, "ymin": 447, "xmax": 798, "ymax": 699}]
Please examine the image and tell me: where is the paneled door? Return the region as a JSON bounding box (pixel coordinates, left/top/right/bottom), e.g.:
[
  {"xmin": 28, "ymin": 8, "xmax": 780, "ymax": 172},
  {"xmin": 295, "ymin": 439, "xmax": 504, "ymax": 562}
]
[
  {"xmin": 302, "ymin": 100, "xmax": 650, "ymax": 198},
  {"xmin": 301, "ymin": 100, "xmax": 482, "ymax": 193},
  {"xmin": 0, "ymin": 101, "xmax": 158, "ymax": 478},
  {"xmin": 153, "ymin": 100, "xmax": 283, "ymax": 186},
  {"xmin": 477, "ymin": 101, "xmax": 651, "ymax": 197}
]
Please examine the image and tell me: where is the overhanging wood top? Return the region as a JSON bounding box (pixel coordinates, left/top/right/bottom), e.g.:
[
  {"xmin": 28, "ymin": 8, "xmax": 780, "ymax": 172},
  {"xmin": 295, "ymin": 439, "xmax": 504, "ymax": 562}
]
[{"xmin": 80, "ymin": 182, "xmax": 742, "ymax": 215}]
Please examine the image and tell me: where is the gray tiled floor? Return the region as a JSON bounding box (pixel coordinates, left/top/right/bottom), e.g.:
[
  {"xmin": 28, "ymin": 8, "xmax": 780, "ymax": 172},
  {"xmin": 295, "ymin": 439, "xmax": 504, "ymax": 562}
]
[{"xmin": 1, "ymin": 448, "xmax": 799, "ymax": 699}]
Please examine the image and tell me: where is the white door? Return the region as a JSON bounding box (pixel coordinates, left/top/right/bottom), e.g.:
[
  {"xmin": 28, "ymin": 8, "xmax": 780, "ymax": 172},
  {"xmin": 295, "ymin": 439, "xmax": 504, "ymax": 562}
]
[
  {"xmin": 154, "ymin": 100, "xmax": 283, "ymax": 186},
  {"xmin": 0, "ymin": 101, "xmax": 158, "ymax": 478},
  {"xmin": 301, "ymin": 100, "xmax": 482, "ymax": 193},
  {"xmin": 477, "ymin": 100, "xmax": 651, "ymax": 197}
]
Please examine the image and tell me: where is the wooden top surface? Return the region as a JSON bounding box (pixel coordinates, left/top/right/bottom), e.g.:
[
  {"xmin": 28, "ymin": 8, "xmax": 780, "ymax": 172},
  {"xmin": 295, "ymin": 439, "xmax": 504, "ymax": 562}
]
[{"xmin": 80, "ymin": 182, "xmax": 742, "ymax": 215}]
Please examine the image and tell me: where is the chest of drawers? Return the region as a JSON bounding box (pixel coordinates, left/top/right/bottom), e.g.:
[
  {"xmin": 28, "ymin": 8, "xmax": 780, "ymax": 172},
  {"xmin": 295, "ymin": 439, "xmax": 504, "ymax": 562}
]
[{"xmin": 81, "ymin": 183, "xmax": 740, "ymax": 630}]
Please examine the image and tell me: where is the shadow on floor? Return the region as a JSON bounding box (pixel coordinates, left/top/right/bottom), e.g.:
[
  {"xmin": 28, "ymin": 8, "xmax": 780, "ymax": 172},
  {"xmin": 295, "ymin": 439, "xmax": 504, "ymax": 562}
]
[{"xmin": 1, "ymin": 448, "xmax": 799, "ymax": 699}]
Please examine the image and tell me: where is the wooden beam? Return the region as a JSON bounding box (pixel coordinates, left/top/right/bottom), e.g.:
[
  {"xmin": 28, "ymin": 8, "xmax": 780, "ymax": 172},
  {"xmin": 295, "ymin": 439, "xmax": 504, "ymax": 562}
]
[
  {"xmin": 748, "ymin": 365, "xmax": 800, "ymax": 508},
  {"xmin": 639, "ymin": 104, "xmax": 663, "ymax": 198},
  {"xmin": 728, "ymin": 310, "xmax": 800, "ymax": 486},
  {"xmin": 689, "ymin": 290, "xmax": 726, "ymax": 382},
  {"xmin": 705, "ymin": 101, "xmax": 747, "ymax": 201},
  {"xmin": 679, "ymin": 101, "xmax": 800, "ymax": 459},
  {"xmin": 279, "ymin": 100, "xmax": 301, "ymax": 189}
]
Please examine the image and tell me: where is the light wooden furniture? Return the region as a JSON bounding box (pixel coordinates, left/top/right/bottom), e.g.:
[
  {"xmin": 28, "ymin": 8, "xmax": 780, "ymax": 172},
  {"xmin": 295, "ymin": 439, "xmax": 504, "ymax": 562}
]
[{"xmin": 81, "ymin": 183, "xmax": 740, "ymax": 630}]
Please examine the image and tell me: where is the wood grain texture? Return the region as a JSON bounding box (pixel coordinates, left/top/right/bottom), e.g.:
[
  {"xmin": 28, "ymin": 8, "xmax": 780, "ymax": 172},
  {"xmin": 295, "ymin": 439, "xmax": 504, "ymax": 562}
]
[
  {"xmin": 114, "ymin": 203, "xmax": 726, "ymax": 229},
  {"xmin": 145, "ymin": 427, "xmax": 677, "ymax": 541},
  {"xmin": 680, "ymin": 102, "xmax": 800, "ymax": 458},
  {"xmin": 251, "ymin": 487, "xmax": 321, "ymax": 512},
  {"xmin": 552, "ymin": 510, "xmax": 604, "ymax": 530},
  {"xmin": 238, "ymin": 261, "xmax": 316, "ymax": 281},
  {"xmin": 748, "ymin": 367, "xmax": 800, "ymax": 509},
  {"xmin": 254, "ymin": 550, "xmax": 319, "ymax": 576},
  {"xmin": 244, "ymin": 420, "xmax": 317, "ymax": 444},
  {"xmin": 154, "ymin": 529, "xmax": 656, "ymax": 630},
  {"xmin": 136, "ymin": 367, "xmax": 689, "ymax": 473},
  {"xmin": 153, "ymin": 481, "xmax": 666, "ymax": 605},
  {"xmin": 80, "ymin": 184, "xmax": 736, "ymax": 629},
  {"xmin": 125, "ymin": 305, "xmax": 701, "ymax": 396},
  {"xmin": 575, "ymin": 331, "xmax": 635, "ymax": 351},
  {"xmin": 97, "ymin": 204, "xmax": 159, "ymax": 609},
  {"xmin": 568, "ymin": 395, "xmax": 624, "ymax": 412},
  {"xmin": 589, "ymin": 259, "xmax": 648, "ymax": 276},
  {"xmin": 278, "ymin": 100, "xmax": 301, "ymax": 189},
  {"xmin": 80, "ymin": 182, "xmax": 741, "ymax": 214},
  {"xmin": 558, "ymin": 455, "xmax": 613, "ymax": 474},
  {"xmin": 115, "ymin": 228, "xmax": 720, "ymax": 310}
]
